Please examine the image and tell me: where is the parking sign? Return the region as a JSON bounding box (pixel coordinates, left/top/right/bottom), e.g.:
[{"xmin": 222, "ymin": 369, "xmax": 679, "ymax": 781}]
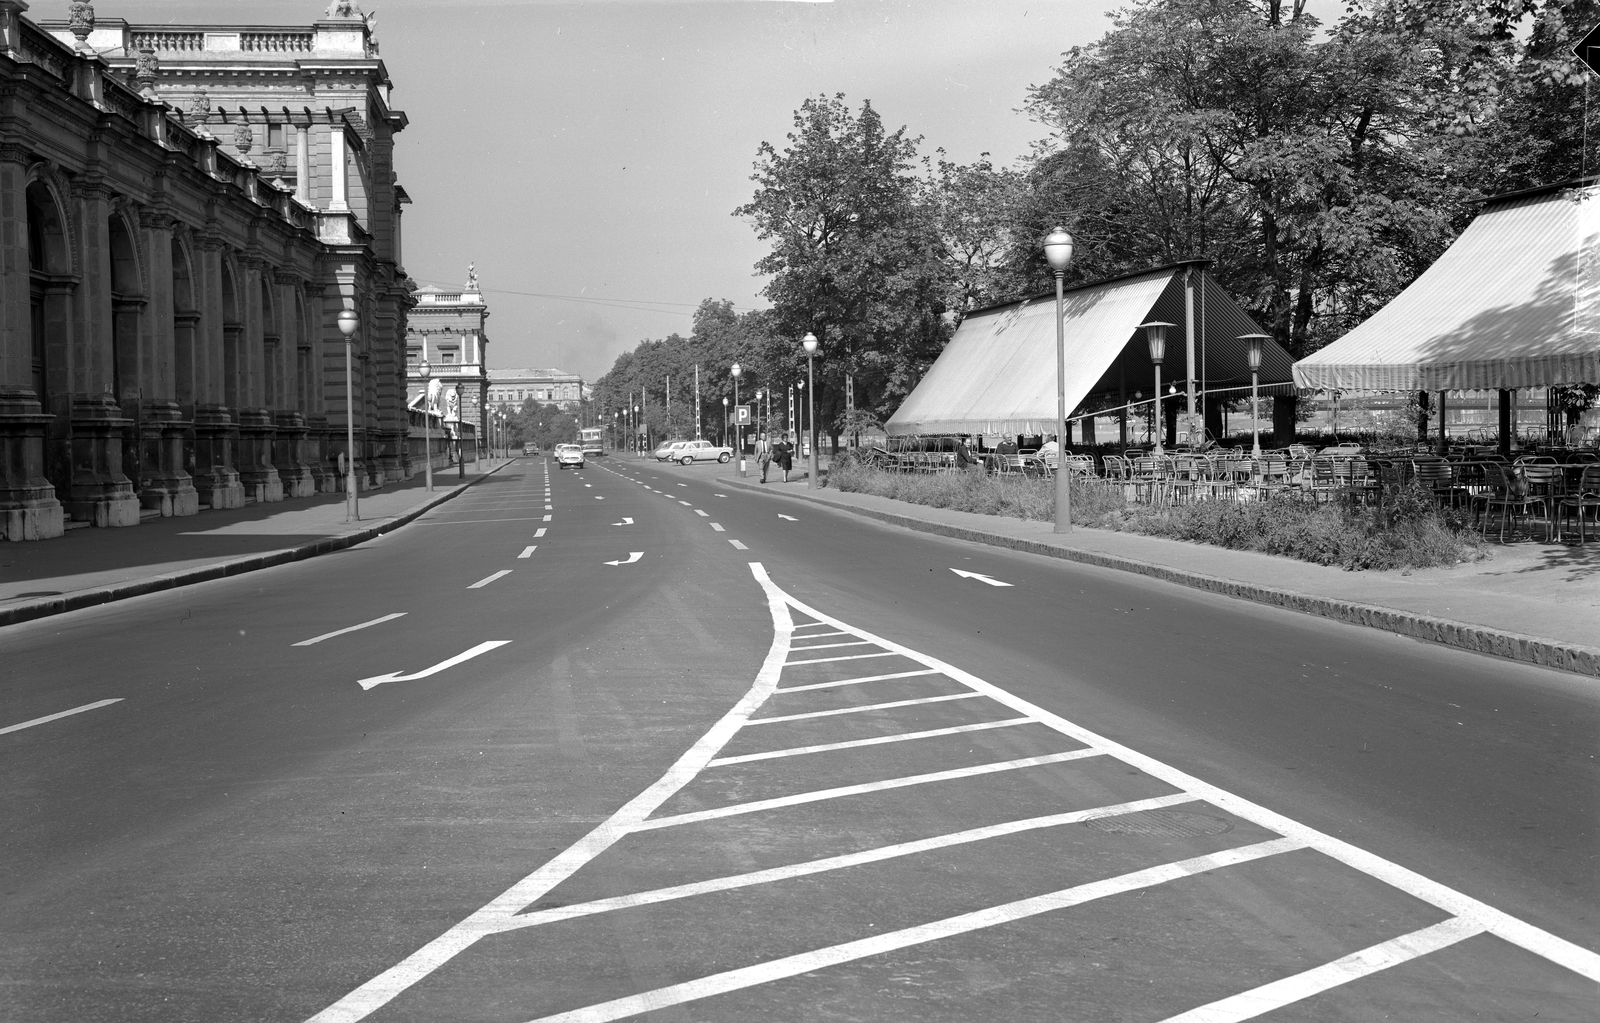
[{"xmin": 735, "ymin": 404, "xmax": 752, "ymax": 425}]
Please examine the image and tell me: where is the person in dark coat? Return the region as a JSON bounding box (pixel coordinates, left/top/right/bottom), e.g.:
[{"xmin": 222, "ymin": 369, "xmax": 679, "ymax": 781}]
[{"xmin": 776, "ymin": 432, "xmax": 795, "ymax": 481}]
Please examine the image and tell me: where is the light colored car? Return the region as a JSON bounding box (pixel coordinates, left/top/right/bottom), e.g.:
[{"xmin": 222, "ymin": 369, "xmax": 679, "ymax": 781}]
[
  {"xmin": 653, "ymin": 440, "xmax": 689, "ymax": 461},
  {"xmin": 673, "ymin": 439, "xmax": 733, "ymax": 465},
  {"xmin": 555, "ymin": 443, "xmax": 584, "ymax": 469}
]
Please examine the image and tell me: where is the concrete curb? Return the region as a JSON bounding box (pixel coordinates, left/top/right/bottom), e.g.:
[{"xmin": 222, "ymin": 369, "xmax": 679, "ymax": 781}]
[
  {"xmin": 0, "ymin": 460, "xmax": 517, "ymax": 630},
  {"xmin": 719, "ymin": 476, "xmax": 1600, "ymax": 679}
]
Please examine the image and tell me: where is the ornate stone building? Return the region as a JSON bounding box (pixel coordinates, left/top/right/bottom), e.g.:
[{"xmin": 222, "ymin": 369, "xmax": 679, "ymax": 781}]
[
  {"xmin": 488, "ymin": 368, "xmax": 585, "ymax": 410},
  {"xmin": 406, "ymin": 267, "xmax": 488, "ymax": 453},
  {"xmin": 0, "ymin": 1, "xmax": 413, "ymax": 540}
]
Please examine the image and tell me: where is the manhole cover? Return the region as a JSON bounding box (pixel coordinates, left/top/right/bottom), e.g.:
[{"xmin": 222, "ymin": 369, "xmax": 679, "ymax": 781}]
[{"xmin": 1082, "ymin": 810, "xmax": 1235, "ymax": 838}]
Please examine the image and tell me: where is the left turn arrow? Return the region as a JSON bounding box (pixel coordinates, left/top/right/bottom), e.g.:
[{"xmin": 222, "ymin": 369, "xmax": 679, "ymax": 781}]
[
  {"xmin": 605, "ymin": 551, "xmax": 644, "ymax": 566},
  {"xmin": 357, "ymin": 641, "xmax": 512, "ymax": 691}
]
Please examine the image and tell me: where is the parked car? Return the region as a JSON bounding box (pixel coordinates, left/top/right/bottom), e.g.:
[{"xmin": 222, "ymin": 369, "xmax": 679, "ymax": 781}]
[
  {"xmin": 653, "ymin": 440, "xmax": 689, "ymax": 461},
  {"xmin": 672, "ymin": 439, "xmax": 733, "ymax": 465},
  {"xmin": 555, "ymin": 443, "xmax": 585, "ymax": 469}
]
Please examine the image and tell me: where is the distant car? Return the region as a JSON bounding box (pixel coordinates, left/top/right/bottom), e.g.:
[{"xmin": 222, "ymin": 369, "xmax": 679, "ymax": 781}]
[
  {"xmin": 654, "ymin": 440, "xmax": 689, "ymax": 461},
  {"xmin": 673, "ymin": 439, "xmax": 733, "ymax": 465},
  {"xmin": 523, "ymin": 444, "xmax": 538, "ymax": 457},
  {"xmin": 555, "ymin": 443, "xmax": 585, "ymax": 469}
]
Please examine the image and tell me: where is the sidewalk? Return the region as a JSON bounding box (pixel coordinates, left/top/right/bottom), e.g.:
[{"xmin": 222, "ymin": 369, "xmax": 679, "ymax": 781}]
[
  {"xmin": 0, "ymin": 458, "xmax": 516, "ymax": 628},
  {"xmin": 721, "ymin": 475, "xmax": 1600, "ymax": 679}
]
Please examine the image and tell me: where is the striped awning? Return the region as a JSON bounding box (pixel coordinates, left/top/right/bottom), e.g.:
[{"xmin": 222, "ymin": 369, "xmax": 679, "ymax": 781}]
[
  {"xmin": 1293, "ymin": 184, "xmax": 1600, "ymax": 393},
  {"xmin": 885, "ymin": 266, "xmax": 1292, "ymax": 437}
]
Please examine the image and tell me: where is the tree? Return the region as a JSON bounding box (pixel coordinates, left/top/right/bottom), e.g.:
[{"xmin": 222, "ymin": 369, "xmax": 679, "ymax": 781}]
[{"xmin": 734, "ymin": 95, "xmax": 951, "ymax": 443}]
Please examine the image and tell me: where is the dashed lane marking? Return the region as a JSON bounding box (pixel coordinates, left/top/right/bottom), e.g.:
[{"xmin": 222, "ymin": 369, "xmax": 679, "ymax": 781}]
[
  {"xmin": 729, "ymin": 539, "xmax": 749, "ymax": 550},
  {"xmin": 467, "ymin": 570, "xmax": 513, "ymax": 589},
  {"xmin": 533, "ymin": 528, "xmax": 547, "ymax": 538},
  {"xmin": 543, "ymin": 515, "xmax": 552, "ymax": 522},
  {"xmin": 710, "ymin": 523, "xmax": 725, "ymax": 531},
  {"xmin": 1, "ymin": 698, "xmax": 124, "ymax": 737},
  {"xmin": 518, "ymin": 546, "xmax": 537, "ymax": 559},
  {"xmin": 695, "ymin": 510, "xmax": 708, "ymax": 516},
  {"xmin": 293, "ymin": 613, "xmax": 407, "ymax": 646}
]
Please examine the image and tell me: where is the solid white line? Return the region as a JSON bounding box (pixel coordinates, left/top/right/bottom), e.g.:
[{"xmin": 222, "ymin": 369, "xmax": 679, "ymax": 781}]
[
  {"xmin": 518, "ymin": 546, "xmax": 537, "ymax": 559},
  {"xmin": 707, "ymin": 717, "xmax": 1035, "ymax": 766},
  {"xmin": 788, "ymin": 630, "xmax": 849, "ymax": 640},
  {"xmin": 534, "ymin": 528, "xmax": 547, "ymax": 537},
  {"xmin": 292, "ymin": 612, "xmax": 407, "ymax": 646},
  {"xmin": 415, "ymin": 517, "xmax": 546, "ymax": 525},
  {"xmin": 302, "ymin": 564, "xmax": 797, "ymax": 1023},
  {"xmin": 729, "ymin": 539, "xmax": 748, "ymax": 550},
  {"xmin": 748, "ymin": 693, "xmax": 984, "ymax": 725},
  {"xmin": 1158, "ymin": 917, "xmax": 1484, "ymax": 1023},
  {"xmin": 785, "ymin": 650, "xmax": 899, "ymax": 666},
  {"xmin": 518, "ymin": 840, "xmax": 1300, "ymax": 1023},
  {"xmin": 467, "ymin": 570, "xmax": 513, "ymax": 589},
  {"xmin": 490, "ymin": 793, "xmax": 1200, "ymax": 934},
  {"xmin": 790, "ymin": 621, "xmax": 832, "ymax": 630},
  {"xmin": 710, "ymin": 523, "xmax": 725, "ymax": 531},
  {"xmin": 695, "ymin": 510, "xmax": 708, "ymax": 516},
  {"xmin": 775, "ymin": 668, "xmax": 942, "ymax": 693},
  {"xmin": 632, "ymin": 749, "xmax": 1103, "ymax": 832},
  {"xmin": 783, "ymin": 639, "xmax": 873, "ymax": 652},
  {"xmin": 1, "ymin": 698, "xmax": 124, "ymax": 736},
  {"xmin": 772, "ymin": 590, "xmax": 1600, "ymax": 984}
]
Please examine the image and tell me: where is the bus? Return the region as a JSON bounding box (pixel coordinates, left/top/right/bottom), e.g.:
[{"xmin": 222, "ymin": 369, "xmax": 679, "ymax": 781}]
[{"xmin": 579, "ymin": 426, "xmax": 605, "ymax": 457}]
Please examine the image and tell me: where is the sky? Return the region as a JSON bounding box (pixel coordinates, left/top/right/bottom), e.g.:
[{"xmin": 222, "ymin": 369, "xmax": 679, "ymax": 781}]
[{"xmin": 102, "ymin": 0, "xmax": 1139, "ymax": 380}]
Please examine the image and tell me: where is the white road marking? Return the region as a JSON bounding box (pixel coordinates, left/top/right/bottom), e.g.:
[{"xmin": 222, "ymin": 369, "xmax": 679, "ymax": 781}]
[
  {"xmin": 950, "ymin": 568, "xmax": 1013, "ymax": 587},
  {"xmin": 715, "ymin": 493, "xmax": 726, "ymax": 497},
  {"xmin": 710, "ymin": 523, "xmax": 725, "ymax": 531},
  {"xmin": 695, "ymin": 510, "xmax": 708, "ymax": 516},
  {"xmin": 778, "ymin": 514, "xmax": 797, "ymax": 521},
  {"xmin": 518, "ymin": 546, "xmax": 537, "ymax": 559},
  {"xmin": 544, "ymin": 504, "xmax": 553, "ymax": 510},
  {"xmin": 707, "ymin": 717, "xmax": 1035, "ymax": 766},
  {"xmin": 604, "ymin": 552, "xmax": 644, "ymax": 566},
  {"xmin": 746, "ymin": 691, "xmax": 984, "ymax": 725},
  {"xmin": 1157, "ymin": 916, "xmax": 1485, "ymax": 1023},
  {"xmin": 416, "ymin": 517, "xmax": 546, "ymax": 525},
  {"xmin": 633, "ymin": 750, "xmax": 1103, "ymax": 832},
  {"xmin": 679, "ymin": 500, "xmax": 691, "ymax": 506},
  {"xmin": 677, "ymin": 483, "xmax": 687, "ymax": 487},
  {"xmin": 775, "ymin": 668, "xmax": 941, "ymax": 693},
  {"xmin": 297, "ymin": 563, "xmax": 798, "ymax": 1023},
  {"xmin": 490, "ymin": 794, "xmax": 1199, "ymax": 935},
  {"xmin": 595, "ymin": 496, "xmax": 605, "ymax": 500},
  {"xmin": 788, "ymin": 630, "xmax": 849, "ymax": 639},
  {"xmin": 612, "ymin": 518, "xmax": 634, "ymax": 525},
  {"xmin": 785, "ymin": 639, "xmax": 873, "ymax": 652},
  {"xmin": 467, "ymin": 570, "xmax": 513, "ymax": 589},
  {"xmin": 790, "ymin": 621, "xmax": 831, "ymax": 630},
  {"xmin": 292, "ymin": 612, "xmax": 407, "ymax": 646},
  {"xmin": 517, "ymin": 840, "xmax": 1299, "ymax": 1023},
  {"xmin": 534, "ymin": 528, "xmax": 547, "ymax": 538},
  {"xmin": 543, "ymin": 515, "xmax": 552, "ymax": 522},
  {"xmin": 785, "ymin": 650, "xmax": 899, "ymax": 666},
  {"xmin": 356, "ymin": 641, "xmax": 512, "ymax": 691},
  {"xmin": 728, "ymin": 539, "xmax": 748, "ymax": 550},
  {"xmin": 1, "ymin": 698, "xmax": 124, "ymax": 737}
]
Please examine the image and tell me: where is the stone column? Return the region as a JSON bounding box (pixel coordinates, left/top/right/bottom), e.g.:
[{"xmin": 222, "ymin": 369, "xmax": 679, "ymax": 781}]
[
  {"xmin": 67, "ymin": 394, "xmax": 139, "ymax": 526},
  {"xmin": 191, "ymin": 240, "xmax": 243, "ymax": 508},
  {"xmin": 328, "ymin": 126, "xmax": 348, "ymax": 211},
  {"xmin": 305, "ymin": 411, "xmax": 333, "ymax": 492},
  {"xmin": 0, "ymin": 389, "xmax": 65, "ymax": 541},
  {"xmin": 272, "ymin": 409, "xmax": 314, "ymax": 498},
  {"xmin": 137, "ymin": 399, "xmax": 197, "ymax": 516}
]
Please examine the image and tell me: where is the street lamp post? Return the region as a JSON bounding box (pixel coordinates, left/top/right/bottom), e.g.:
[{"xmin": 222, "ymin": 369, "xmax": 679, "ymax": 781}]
[
  {"xmin": 417, "ymin": 358, "xmax": 434, "ymax": 493},
  {"xmin": 796, "ymin": 379, "xmax": 804, "ymax": 459},
  {"xmin": 721, "ymin": 397, "xmax": 728, "ymax": 446},
  {"xmin": 731, "ymin": 362, "xmax": 744, "ymax": 477},
  {"xmin": 337, "ymin": 307, "xmax": 360, "ymax": 521},
  {"xmin": 802, "ymin": 333, "xmax": 819, "ymax": 488},
  {"xmin": 1043, "ymin": 227, "xmax": 1074, "ymax": 533},
  {"xmin": 1240, "ymin": 333, "xmax": 1270, "ymax": 458},
  {"xmin": 455, "ymin": 383, "xmax": 466, "ymax": 479},
  {"xmin": 1140, "ymin": 322, "xmax": 1173, "ymax": 457}
]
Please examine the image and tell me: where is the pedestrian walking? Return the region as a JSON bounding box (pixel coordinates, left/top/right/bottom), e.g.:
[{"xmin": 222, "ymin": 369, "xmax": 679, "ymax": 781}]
[
  {"xmin": 776, "ymin": 432, "xmax": 794, "ymax": 482},
  {"xmin": 756, "ymin": 432, "xmax": 772, "ymax": 483}
]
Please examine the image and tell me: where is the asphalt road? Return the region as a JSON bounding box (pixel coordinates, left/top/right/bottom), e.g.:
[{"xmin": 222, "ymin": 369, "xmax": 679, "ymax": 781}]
[{"xmin": 1, "ymin": 454, "xmax": 1595, "ymax": 1022}]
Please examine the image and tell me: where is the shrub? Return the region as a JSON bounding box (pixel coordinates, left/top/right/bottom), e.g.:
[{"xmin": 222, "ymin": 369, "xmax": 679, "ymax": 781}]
[{"xmin": 826, "ymin": 464, "xmax": 1481, "ymax": 571}]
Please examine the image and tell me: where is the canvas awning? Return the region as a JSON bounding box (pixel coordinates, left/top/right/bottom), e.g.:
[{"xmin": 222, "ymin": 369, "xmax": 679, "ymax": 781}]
[
  {"xmin": 885, "ymin": 264, "xmax": 1293, "ymax": 437},
  {"xmin": 1293, "ymin": 183, "xmax": 1600, "ymax": 393}
]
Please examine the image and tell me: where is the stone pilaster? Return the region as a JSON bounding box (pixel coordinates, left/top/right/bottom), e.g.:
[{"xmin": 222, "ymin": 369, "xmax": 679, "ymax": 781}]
[
  {"xmin": 191, "ymin": 403, "xmax": 244, "ymax": 509},
  {"xmin": 271, "ymin": 409, "xmax": 315, "ymax": 498},
  {"xmin": 235, "ymin": 407, "xmax": 283, "ymax": 502},
  {"xmin": 0, "ymin": 388, "xmax": 65, "ymax": 541},
  {"xmin": 67, "ymin": 394, "xmax": 139, "ymax": 527},
  {"xmin": 136, "ymin": 399, "xmax": 197, "ymax": 517},
  {"xmin": 305, "ymin": 412, "xmax": 335, "ymax": 492}
]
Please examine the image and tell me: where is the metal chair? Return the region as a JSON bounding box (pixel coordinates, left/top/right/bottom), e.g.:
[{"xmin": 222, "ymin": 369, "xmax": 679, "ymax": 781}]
[{"xmin": 1557, "ymin": 464, "xmax": 1600, "ymax": 543}]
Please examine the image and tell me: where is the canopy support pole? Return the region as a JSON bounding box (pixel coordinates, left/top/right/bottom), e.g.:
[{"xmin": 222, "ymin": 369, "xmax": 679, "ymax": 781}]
[{"xmin": 1498, "ymin": 389, "xmax": 1512, "ymax": 458}]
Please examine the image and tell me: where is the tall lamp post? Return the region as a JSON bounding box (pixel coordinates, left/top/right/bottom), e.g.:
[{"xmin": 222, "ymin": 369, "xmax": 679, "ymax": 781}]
[
  {"xmin": 417, "ymin": 358, "xmax": 434, "ymax": 493},
  {"xmin": 1239, "ymin": 333, "xmax": 1270, "ymax": 458},
  {"xmin": 802, "ymin": 333, "xmax": 819, "ymax": 488},
  {"xmin": 455, "ymin": 382, "xmax": 466, "ymax": 479},
  {"xmin": 731, "ymin": 362, "xmax": 744, "ymax": 477},
  {"xmin": 796, "ymin": 378, "xmax": 804, "ymax": 456},
  {"xmin": 721, "ymin": 397, "xmax": 728, "ymax": 446},
  {"xmin": 337, "ymin": 307, "xmax": 360, "ymax": 521},
  {"xmin": 1043, "ymin": 227, "xmax": 1074, "ymax": 532},
  {"xmin": 1140, "ymin": 322, "xmax": 1173, "ymax": 456}
]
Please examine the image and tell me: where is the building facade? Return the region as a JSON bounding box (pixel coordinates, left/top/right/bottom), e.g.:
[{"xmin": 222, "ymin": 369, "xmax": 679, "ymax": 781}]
[
  {"xmin": 405, "ymin": 268, "xmax": 488, "ymax": 450},
  {"xmin": 488, "ymin": 367, "xmax": 584, "ymax": 409},
  {"xmin": 0, "ymin": 1, "xmax": 413, "ymax": 540}
]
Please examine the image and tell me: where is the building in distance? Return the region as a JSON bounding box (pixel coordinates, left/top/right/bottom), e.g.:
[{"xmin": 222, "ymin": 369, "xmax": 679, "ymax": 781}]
[
  {"xmin": 406, "ymin": 268, "xmax": 488, "ymax": 449},
  {"xmin": 489, "ymin": 368, "xmax": 585, "ymax": 410}
]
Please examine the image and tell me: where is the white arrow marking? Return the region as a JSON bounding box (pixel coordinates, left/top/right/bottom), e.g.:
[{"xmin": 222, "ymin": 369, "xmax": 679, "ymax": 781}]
[
  {"xmin": 950, "ymin": 568, "xmax": 1013, "ymax": 587},
  {"xmin": 612, "ymin": 517, "xmax": 634, "ymax": 525},
  {"xmin": 357, "ymin": 641, "xmax": 511, "ymax": 691},
  {"xmin": 778, "ymin": 514, "xmax": 798, "ymax": 521},
  {"xmin": 605, "ymin": 551, "xmax": 644, "ymax": 566}
]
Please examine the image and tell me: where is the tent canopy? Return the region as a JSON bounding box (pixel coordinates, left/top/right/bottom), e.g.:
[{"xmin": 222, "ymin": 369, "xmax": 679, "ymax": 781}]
[
  {"xmin": 1293, "ymin": 183, "xmax": 1600, "ymax": 393},
  {"xmin": 885, "ymin": 264, "xmax": 1292, "ymax": 437}
]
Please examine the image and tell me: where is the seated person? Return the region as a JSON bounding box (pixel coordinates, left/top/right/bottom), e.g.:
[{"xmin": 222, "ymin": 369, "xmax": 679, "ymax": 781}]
[
  {"xmin": 954, "ymin": 436, "xmax": 982, "ymax": 470},
  {"xmin": 996, "ymin": 437, "xmax": 1019, "ymax": 455}
]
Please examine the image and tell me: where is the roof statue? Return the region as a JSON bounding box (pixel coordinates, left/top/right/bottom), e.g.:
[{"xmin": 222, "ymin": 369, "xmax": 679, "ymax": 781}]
[
  {"xmin": 467, "ymin": 262, "xmax": 479, "ymax": 291},
  {"xmin": 325, "ymin": 1, "xmax": 364, "ymax": 19}
]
